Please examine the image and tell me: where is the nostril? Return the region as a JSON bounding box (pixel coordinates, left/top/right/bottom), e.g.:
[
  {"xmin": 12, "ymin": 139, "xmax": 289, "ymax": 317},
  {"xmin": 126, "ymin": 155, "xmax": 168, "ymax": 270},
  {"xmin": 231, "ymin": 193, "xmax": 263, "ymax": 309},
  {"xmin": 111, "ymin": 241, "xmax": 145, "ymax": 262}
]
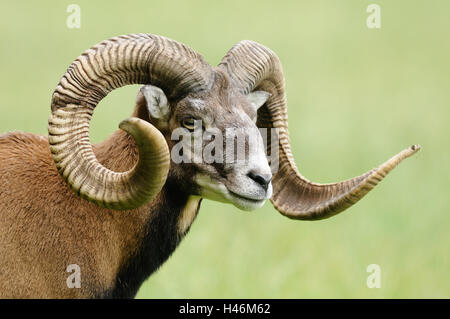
[{"xmin": 247, "ymin": 171, "xmax": 272, "ymax": 190}]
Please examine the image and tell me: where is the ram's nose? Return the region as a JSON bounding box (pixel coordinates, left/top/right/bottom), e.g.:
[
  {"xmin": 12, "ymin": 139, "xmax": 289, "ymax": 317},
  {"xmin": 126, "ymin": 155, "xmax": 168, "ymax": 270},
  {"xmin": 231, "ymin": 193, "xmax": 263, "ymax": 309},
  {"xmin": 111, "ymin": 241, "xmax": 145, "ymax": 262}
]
[{"xmin": 247, "ymin": 171, "xmax": 272, "ymax": 191}]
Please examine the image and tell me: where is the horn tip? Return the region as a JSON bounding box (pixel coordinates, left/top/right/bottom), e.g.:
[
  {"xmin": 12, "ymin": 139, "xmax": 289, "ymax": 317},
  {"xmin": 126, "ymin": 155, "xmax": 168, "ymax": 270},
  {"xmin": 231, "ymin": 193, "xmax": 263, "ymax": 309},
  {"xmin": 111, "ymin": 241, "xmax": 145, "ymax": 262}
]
[
  {"xmin": 399, "ymin": 144, "xmax": 421, "ymax": 161},
  {"xmin": 411, "ymin": 144, "xmax": 421, "ymax": 151},
  {"xmin": 409, "ymin": 144, "xmax": 421, "ymax": 155}
]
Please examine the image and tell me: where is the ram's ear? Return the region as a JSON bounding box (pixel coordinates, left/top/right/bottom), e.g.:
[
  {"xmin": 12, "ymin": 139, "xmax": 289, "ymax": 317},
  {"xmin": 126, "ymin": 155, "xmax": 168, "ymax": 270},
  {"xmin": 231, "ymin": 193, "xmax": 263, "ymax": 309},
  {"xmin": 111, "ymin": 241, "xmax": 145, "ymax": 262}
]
[
  {"xmin": 140, "ymin": 85, "xmax": 170, "ymax": 121},
  {"xmin": 246, "ymin": 91, "xmax": 271, "ymax": 110}
]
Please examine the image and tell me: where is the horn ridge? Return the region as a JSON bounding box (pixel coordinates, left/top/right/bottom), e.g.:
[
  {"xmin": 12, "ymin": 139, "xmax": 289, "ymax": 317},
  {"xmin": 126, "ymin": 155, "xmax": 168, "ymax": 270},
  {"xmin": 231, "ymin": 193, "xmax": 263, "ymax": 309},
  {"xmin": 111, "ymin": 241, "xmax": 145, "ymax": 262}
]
[{"xmin": 49, "ymin": 34, "xmax": 213, "ymax": 210}]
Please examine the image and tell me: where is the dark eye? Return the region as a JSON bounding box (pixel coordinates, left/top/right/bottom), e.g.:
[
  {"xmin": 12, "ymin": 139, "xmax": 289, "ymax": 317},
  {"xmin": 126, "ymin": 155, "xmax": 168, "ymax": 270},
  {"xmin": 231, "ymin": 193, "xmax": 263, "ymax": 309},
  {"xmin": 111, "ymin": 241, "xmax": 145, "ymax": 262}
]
[{"xmin": 181, "ymin": 117, "xmax": 197, "ymax": 132}]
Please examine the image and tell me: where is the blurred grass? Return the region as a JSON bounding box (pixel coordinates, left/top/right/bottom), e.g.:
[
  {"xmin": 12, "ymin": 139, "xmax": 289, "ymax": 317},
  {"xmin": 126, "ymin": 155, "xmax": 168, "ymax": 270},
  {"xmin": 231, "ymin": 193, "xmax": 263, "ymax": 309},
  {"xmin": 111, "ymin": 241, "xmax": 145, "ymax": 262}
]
[{"xmin": 0, "ymin": 0, "xmax": 448, "ymax": 298}]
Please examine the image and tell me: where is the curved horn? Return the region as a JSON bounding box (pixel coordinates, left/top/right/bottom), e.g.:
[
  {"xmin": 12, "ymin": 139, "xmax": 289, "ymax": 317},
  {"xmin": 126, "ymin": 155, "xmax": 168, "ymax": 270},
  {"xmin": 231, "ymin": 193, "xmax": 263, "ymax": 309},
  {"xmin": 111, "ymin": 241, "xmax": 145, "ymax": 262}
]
[
  {"xmin": 219, "ymin": 40, "xmax": 420, "ymax": 220},
  {"xmin": 49, "ymin": 34, "xmax": 213, "ymax": 210}
]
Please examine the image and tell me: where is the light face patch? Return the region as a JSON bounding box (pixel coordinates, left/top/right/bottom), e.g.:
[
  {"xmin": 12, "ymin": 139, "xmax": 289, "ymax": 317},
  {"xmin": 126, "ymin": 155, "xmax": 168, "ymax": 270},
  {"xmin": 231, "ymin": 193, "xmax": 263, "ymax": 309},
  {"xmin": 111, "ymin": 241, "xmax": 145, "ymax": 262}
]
[
  {"xmin": 246, "ymin": 91, "xmax": 270, "ymax": 110},
  {"xmin": 195, "ymin": 173, "xmax": 270, "ymax": 211},
  {"xmin": 177, "ymin": 196, "xmax": 201, "ymax": 235}
]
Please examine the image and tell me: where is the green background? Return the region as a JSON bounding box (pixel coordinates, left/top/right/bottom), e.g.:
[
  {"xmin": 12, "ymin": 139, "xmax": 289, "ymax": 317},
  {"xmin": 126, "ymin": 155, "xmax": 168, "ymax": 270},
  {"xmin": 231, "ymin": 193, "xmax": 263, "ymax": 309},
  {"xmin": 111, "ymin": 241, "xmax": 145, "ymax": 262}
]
[{"xmin": 0, "ymin": 0, "xmax": 448, "ymax": 298}]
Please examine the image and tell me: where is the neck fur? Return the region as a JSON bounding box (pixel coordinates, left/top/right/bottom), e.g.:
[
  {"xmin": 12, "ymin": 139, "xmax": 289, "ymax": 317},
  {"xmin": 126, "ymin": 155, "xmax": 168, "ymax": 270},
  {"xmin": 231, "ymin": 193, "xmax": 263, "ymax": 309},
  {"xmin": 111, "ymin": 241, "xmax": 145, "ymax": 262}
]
[{"xmin": 92, "ymin": 122, "xmax": 201, "ymax": 298}]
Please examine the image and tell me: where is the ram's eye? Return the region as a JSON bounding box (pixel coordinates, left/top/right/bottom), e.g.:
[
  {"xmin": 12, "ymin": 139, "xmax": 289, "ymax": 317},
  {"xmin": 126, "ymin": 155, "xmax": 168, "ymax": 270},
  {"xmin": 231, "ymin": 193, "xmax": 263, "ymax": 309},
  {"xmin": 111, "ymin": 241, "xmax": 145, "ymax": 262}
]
[{"xmin": 181, "ymin": 118, "xmax": 197, "ymax": 132}]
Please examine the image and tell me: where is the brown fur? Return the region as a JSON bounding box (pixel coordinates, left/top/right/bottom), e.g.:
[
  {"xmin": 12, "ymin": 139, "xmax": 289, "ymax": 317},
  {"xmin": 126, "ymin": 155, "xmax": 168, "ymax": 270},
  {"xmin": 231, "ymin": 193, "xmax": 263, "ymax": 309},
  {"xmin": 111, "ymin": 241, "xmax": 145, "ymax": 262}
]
[{"xmin": 0, "ymin": 101, "xmax": 200, "ymax": 298}]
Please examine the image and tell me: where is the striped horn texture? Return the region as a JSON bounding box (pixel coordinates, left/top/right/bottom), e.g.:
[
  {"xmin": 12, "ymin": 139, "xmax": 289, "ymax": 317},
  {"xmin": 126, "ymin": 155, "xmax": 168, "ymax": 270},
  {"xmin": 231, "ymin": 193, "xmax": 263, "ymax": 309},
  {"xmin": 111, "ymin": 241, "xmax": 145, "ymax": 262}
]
[
  {"xmin": 219, "ymin": 40, "xmax": 420, "ymax": 220},
  {"xmin": 48, "ymin": 34, "xmax": 213, "ymax": 210}
]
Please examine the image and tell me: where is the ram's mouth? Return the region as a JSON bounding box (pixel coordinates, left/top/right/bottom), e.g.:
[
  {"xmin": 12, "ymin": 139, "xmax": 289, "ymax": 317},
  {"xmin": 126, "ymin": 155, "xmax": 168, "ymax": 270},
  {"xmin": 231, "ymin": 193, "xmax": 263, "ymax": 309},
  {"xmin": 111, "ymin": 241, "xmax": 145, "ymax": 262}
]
[
  {"xmin": 228, "ymin": 190, "xmax": 264, "ymax": 203},
  {"xmin": 194, "ymin": 173, "xmax": 270, "ymax": 211}
]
